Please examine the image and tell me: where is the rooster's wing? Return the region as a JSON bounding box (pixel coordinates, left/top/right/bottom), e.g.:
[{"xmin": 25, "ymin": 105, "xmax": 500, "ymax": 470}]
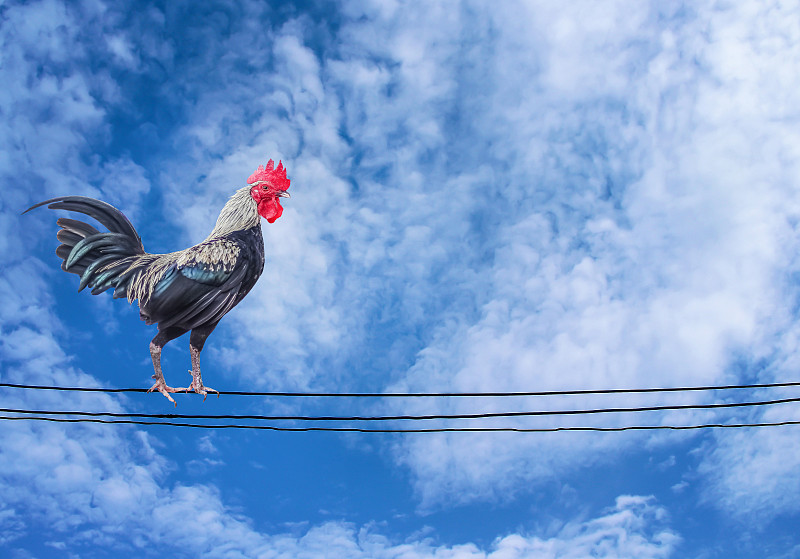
[{"xmin": 141, "ymin": 235, "xmax": 260, "ymax": 331}]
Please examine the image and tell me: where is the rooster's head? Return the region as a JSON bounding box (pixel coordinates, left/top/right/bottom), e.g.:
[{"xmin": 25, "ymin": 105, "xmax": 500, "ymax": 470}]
[{"xmin": 248, "ymin": 159, "xmax": 291, "ymax": 223}]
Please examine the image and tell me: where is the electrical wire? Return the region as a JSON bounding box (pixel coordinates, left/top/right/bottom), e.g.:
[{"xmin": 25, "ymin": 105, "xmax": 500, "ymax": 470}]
[
  {"xmin": 1, "ymin": 395, "xmax": 799, "ymax": 422},
  {"xmin": 2, "ymin": 380, "xmax": 800, "ymax": 397},
  {"xmin": 2, "ymin": 381, "xmax": 797, "ymax": 433},
  {"xmin": 1, "ymin": 414, "xmax": 798, "ymax": 432}
]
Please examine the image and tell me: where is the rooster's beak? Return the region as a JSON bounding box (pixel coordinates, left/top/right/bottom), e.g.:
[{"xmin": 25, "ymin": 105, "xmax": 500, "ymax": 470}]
[{"xmin": 276, "ymin": 190, "xmax": 290, "ymax": 198}]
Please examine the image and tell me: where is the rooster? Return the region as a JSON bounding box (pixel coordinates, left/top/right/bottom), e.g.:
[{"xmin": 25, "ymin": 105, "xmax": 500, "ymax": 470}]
[{"xmin": 25, "ymin": 159, "xmax": 291, "ymax": 404}]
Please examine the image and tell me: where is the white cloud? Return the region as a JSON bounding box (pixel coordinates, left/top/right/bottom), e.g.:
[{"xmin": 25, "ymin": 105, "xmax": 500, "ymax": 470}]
[
  {"xmin": 306, "ymin": 0, "xmax": 800, "ymax": 512},
  {"xmin": 0, "ymin": 454, "xmax": 678, "ymax": 558},
  {"xmin": 698, "ymin": 405, "xmax": 800, "ymax": 523}
]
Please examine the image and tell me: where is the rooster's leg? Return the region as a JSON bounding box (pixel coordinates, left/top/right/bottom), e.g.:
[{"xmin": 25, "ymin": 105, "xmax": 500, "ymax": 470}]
[
  {"xmin": 147, "ymin": 327, "xmax": 187, "ymax": 404},
  {"xmin": 184, "ymin": 323, "xmax": 219, "ymax": 401}
]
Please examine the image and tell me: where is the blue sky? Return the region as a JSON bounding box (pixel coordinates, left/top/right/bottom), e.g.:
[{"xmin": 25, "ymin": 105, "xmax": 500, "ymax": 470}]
[{"xmin": 2, "ymin": 0, "xmax": 800, "ymax": 557}]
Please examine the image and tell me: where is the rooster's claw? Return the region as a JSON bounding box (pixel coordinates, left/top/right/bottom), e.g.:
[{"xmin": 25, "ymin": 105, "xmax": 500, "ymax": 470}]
[
  {"xmin": 180, "ymin": 371, "xmax": 219, "ymax": 401},
  {"xmin": 148, "ymin": 377, "xmax": 181, "ymax": 406}
]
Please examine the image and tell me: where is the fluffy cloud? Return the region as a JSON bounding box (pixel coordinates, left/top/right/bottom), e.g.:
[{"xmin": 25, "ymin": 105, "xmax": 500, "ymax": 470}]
[
  {"xmin": 1, "ymin": 433, "xmax": 678, "ymax": 559},
  {"xmin": 699, "ymin": 405, "xmax": 800, "ymax": 522},
  {"xmin": 341, "ymin": 0, "xmax": 800, "ymax": 509}
]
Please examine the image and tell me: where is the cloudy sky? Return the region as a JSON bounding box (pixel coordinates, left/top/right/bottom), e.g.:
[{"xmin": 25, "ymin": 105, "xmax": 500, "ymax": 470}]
[{"xmin": 2, "ymin": 0, "xmax": 800, "ymax": 557}]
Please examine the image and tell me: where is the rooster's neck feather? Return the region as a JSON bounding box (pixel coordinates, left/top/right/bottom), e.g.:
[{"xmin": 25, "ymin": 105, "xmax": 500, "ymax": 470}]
[{"xmin": 207, "ymin": 186, "xmax": 259, "ymax": 238}]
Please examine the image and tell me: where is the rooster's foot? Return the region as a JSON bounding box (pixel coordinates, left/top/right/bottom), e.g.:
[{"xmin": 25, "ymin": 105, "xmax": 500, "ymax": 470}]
[
  {"xmin": 147, "ymin": 377, "xmax": 181, "ymax": 406},
  {"xmin": 181, "ymin": 372, "xmax": 219, "ymax": 401}
]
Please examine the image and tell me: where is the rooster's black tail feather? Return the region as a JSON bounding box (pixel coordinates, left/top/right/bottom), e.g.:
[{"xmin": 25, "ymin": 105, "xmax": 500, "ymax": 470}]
[{"xmin": 25, "ymin": 196, "xmax": 147, "ymax": 296}]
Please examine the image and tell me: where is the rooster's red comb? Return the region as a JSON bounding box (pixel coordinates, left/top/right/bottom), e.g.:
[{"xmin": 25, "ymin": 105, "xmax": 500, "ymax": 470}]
[{"xmin": 247, "ymin": 159, "xmax": 290, "ymax": 191}]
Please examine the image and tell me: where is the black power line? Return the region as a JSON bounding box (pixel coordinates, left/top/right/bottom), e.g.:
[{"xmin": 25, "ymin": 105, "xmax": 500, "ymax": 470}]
[
  {"xmin": 1, "ymin": 395, "xmax": 799, "ymax": 422},
  {"xmin": 1, "ymin": 414, "xmax": 799, "ymax": 432},
  {"xmin": 2, "ymin": 380, "xmax": 800, "ymax": 397}
]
